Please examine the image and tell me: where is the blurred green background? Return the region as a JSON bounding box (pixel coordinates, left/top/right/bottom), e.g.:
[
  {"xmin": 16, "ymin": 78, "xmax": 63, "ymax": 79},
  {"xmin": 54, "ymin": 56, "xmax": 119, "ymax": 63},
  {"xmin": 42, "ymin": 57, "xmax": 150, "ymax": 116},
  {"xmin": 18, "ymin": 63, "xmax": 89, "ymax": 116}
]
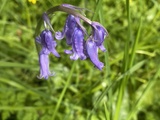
[{"xmin": 0, "ymin": 0, "xmax": 160, "ymax": 120}]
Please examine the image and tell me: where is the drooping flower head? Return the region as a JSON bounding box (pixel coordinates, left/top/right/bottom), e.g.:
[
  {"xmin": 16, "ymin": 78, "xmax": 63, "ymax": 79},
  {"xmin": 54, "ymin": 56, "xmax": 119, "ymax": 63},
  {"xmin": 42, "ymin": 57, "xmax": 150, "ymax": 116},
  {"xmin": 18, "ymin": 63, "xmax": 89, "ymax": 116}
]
[
  {"xmin": 65, "ymin": 15, "xmax": 80, "ymax": 45},
  {"xmin": 37, "ymin": 53, "xmax": 55, "ymax": 79},
  {"xmin": 55, "ymin": 14, "xmax": 87, "ymax": 60},
  {"xmin": 36, "ymin": 29, "xmax": 60, "ymax": 57},
  {"xmin": 55, "ymin": 15, "xmax": 77, "ymax": 45},
  {"xmin": 91, "ymin": 22, "xmax": 108, "ymax": 52},
  {"xmin": 36, "ymin": 29, "xmax": 60, "ymax": 79},
  {"xmin": 34, "ymin": 4, "xmax": 109, "ymax": 79},
  {"xmin": 86, "ymin": 37, "xmax": 104, "ymax": 70},
  {"xmin": 64, "ymin": 26, "xmax": 86, "ymax": 60}
]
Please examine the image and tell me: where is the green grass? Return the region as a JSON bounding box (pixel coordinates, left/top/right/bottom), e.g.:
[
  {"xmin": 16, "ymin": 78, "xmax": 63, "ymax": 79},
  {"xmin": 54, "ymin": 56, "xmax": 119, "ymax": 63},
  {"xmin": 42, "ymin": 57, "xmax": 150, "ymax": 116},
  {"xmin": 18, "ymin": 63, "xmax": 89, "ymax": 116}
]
[{"xmin": 0, "ymin": 0, "xmax": 160, "ymax": 120}]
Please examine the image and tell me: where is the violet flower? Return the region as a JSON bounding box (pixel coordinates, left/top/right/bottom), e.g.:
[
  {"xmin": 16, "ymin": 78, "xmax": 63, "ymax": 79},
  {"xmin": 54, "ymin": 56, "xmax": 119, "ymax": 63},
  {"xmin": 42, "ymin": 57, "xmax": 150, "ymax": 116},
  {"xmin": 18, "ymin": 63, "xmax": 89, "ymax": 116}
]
[
  {"xmin": 34, "ymin": 4, "xmax": 109, "ymax": 78},
  {"xmin": 55, "ymin": 14, "xmax": 86, "ymax": 60},
  {"xmin": 37, "ymin": 53, "xmax": 55, "ymax": 79},
  {"xmin": 55, "ymin": 15, "xmax": 87, "ymax": 45},
  {"xmin": 36, "ymin": 29, "xmax": 60, "ymax": 79},
  {"xmin": 55, "ymin": 15, "xmax": 78, "ymax": 45},
  {"xmin": 86, "ymin": 37, "xmax": 104, "ymax": 70},
  {"xmin": 36, "ymin": 29, "xmax": 60, "ymax": 57},
  {"xmin": 91, "ymin": 22, "xmax": 108, "ymax": 52},
  {"xmin": 65, "ymin": 27, "xmax": 86, "ymax": 60}
]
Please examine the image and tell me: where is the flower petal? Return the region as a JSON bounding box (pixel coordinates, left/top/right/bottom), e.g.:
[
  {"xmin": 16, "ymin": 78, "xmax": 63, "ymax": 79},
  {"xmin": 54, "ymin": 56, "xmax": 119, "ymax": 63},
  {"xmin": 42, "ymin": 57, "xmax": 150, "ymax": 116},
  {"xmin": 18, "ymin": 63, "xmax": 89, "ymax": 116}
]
[
  {"xmin": 70, "ymin": 27, "xmax": 86, "ymax": 60},
  {"xmin": 55, "ymin": 31, "xmax": 65, "ymax": 40},
  {"xmin": 56, "ymin": 15, "xmax": 80, "ymax": 45},
  {"xmin": 64, "ymin": 50, "xmax": 73, "ymax": 54},
  {"xmin": 98, "ymin": 44, "xmax": 106, "ymax": 52},
  {"xmin": 37, "ymin": 54, "xmax": 55, "ymax": 79},
  {"xmin": 86, "ymin": 38, "xmax": 104, "ymax": 70},
  {"xmin": 44, "ymin": 31, "xmax": 60, "ymax": 57},
  {"xmin": 65, "ymin": 15, "xmax": 78, "ymax": 45},
  {"xmin": 40, "ymin": 30, "xmax": 60, "ymax": 57},
  {"xmin": 91, "ymin": 22, "xmax": 108, "ymax": 46},
  {"xmin": 40, "ymin": 47, "xmax": 50, "ymax": 55}
]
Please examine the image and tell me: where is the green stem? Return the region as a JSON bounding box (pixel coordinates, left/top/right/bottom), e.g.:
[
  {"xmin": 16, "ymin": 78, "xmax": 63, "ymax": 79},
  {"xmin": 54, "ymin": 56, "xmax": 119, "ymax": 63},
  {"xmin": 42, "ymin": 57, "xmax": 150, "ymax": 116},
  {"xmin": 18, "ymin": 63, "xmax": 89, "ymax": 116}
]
[
  {"xmin": 51, "ymin": 61, "xmax": 76, "ymax": 119},
  {"xmin": 98, "ymin": 0, "xmax": 112, "ymax": 119},
  {"xmin": 129, "ymin": 18, "xmax": 142, "ymax": 68},
  {"xmin": 114, "ymin": 0, "xmax": 131, "ymax": 120},
  {"xmin": 46, "ymin": 5, "xmax": 92, "ymax": 25}
]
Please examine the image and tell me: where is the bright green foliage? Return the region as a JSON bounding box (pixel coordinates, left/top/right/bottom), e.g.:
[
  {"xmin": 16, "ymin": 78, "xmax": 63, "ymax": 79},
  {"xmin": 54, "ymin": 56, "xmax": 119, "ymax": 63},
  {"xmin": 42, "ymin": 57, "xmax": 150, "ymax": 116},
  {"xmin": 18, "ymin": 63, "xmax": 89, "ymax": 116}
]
[{"xmin": 0, "ymin": 0, "xmax": 160, "ymax": 120}]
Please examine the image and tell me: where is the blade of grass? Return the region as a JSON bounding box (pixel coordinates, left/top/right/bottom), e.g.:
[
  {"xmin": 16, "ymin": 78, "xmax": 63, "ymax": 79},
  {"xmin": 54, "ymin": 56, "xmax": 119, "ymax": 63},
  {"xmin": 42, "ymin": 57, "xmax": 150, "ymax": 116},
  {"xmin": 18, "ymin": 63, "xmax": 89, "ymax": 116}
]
[
  {"xmin": 87, "ymin": 0, "xmax": 102, "ymax": 33},
  {"xmin": 91, "ymin": 0, "xmax": 103, "ymax": 21},
  {"xmin": 129, "ymin": 18, "xmax": 142, "ymax": 68},
  {"xmin": 0, "ymin": 0, "xmax": 7, "ymax": 13},
  {"xmin": 114, "ymin": 0, "xmax": 131, "ymax": 119},
  {"xmin": 0, "ymin": 77, "xmax": 52, "ymax": 100},
  {"xmin": 104, "ymin": 102, "xmax": 110, "ymax": 120},
  {"xmin": 0, "ymin": 61, "xmax": 37, "ymax": 69},
  {"xmin": 86, "ymin": 60, "xmax": 146, "ymax": 120},
  {"xmin": 126, "ymin": 65, "xmax": 160, "ymax": 120},
  {"xmin": 122, "ymin": 0, "xmax": 131, "ymax": 73},
  {"xmin": 98, "ymin": 0, "xmax": 112, "ymax": 119},
  {"xmin": 87, "ymin": 0, "xmax": 112, "ymax": 119},
  {"xmin": 51, "ymin": 61, "xmax": 76, "ymax": 119},
  {"xmin": 98, "ymin": 0, "xmax": 110, "ymax": 76}
]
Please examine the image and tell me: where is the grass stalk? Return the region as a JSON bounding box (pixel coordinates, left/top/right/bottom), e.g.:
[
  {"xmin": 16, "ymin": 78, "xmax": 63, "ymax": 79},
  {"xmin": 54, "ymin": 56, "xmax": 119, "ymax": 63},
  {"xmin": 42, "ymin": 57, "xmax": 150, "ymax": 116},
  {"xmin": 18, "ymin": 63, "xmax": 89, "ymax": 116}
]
[
  {"xmin": 51, "ymin": 61, "xmax": 76, "ymax": 119},
  {"xmin": 114, "ymin": 0, "xmax": 131, "ymax": 120},
  {"xmin": 98, "ymin": 0, "xmax": 112, "ymax": 119},
  {"xmin": 126, "ymin": 66, "xmax": 160, "ymax": 120}
]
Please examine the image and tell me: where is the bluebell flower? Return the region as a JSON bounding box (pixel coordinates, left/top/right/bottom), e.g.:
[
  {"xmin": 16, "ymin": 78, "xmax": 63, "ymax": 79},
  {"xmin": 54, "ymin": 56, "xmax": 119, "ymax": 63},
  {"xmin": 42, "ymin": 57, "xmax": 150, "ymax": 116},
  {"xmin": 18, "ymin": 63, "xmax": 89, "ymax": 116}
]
[
  {"xmin": 55, "ymin": 15, "xmax": 78, "ymax": 45},
  {"xmin": 37, "ymin": 53, "xmax": 55, "ymax": 79},
  {"xmin": 55, "ymin": 14, "xmax": 86, "ymax": 60},
  {"xmin": 36, "ymin": 29, "xmax": 60, "ymax": 79},
  {"xmin": 91, "ymin": 22, "xmax": 108, "ymax": 52},
  {"xmin": 86, "ymin": 36, "xmax": 104, "ymax": 70},
  {"xmin": 35, "ymin": 4, "xmax": 109, "ymax": 77},
  {"xmin": 64, "ymin": 27, "xmax": 86, "ymax": 60},
  {"xmin": 55, "ymin": 15, "xmax": 87, "ymax": 45},
  {"xmin": 36, "ymin": 29, "xmax": 60, "ymax": 57}
]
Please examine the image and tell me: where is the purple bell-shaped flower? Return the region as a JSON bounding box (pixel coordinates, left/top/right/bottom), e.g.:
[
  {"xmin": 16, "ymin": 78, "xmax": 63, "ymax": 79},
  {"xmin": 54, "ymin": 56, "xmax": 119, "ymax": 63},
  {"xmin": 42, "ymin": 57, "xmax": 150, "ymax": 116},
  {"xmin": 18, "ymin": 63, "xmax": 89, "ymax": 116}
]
[
  {"xmin": 37, "ymin": 53, "xmax": 55, "ymax": 79},
  {"xmin": 91, "ymin": 22, "xmax": 108, "ymax": 52},
  {"xmin": 55, "ymin": 15, "xmax": 78, "ymax": 45},
  {"xmin": 86, "ymin": 36, "xmax": 104, "ymax": 70},
  {"xmin": 36, "ymin": 29, "xmax": 60, "ymax": 79},
  {"xmin": 64, "ymin": 27, "xmax": 86, "ymax": 60},
  {"xmin": 36, "ymin": 29, "xmax": 60, "ymax": 57}
]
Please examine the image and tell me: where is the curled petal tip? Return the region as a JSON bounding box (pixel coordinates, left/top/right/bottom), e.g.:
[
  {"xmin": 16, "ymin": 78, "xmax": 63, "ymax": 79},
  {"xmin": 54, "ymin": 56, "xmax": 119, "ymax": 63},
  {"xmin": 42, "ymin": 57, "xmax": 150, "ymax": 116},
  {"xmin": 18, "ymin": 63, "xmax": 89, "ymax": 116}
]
[
  {"xmin": 55, "ymin": 31, "xmax": 65, "ymax": 40},
  {"xmin": 80, "ymin": 54, "xmax": 87, "ymax": 60},
  {"xmin": 99, "ymin": 44, "xmax": 107, "ymax": 52},
  {"xmin": 95, "ymin": 62, "xmax": 104, "ymax": 70},
  {"xmin": 51, "ymin": 50, "xmax": 60, "ymax": 57},
  {"xmin": 37, "ymin": 72, "xmax": 55, "ymax": 80},
  {"xmin": 64, "ymin": 50, "xmax": 73, "ymax": 54},
  {"xmin": 70, "ymin": 54, "xmax": 79, "ymax": 60}
]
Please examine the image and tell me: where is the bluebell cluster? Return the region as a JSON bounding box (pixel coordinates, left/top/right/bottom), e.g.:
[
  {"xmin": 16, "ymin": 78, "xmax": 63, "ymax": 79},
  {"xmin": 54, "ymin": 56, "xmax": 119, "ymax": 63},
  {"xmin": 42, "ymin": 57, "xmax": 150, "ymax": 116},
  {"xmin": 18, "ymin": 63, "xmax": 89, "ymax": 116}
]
[{"xmin": 35, "ymin": 4, "xmax": 108, "ymax": 79}]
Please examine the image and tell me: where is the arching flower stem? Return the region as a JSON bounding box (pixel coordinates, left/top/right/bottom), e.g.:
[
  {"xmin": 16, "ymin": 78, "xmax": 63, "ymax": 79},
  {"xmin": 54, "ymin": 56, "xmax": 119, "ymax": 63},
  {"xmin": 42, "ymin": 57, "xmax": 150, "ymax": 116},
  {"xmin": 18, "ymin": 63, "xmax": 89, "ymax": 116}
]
[
  {"xmin": 46, "ymin": 5, "xmax": 92, "ymax": 25},
  {"xmin": 35, "ymin": 4, "xmax": 92, "ymax": 37}
]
